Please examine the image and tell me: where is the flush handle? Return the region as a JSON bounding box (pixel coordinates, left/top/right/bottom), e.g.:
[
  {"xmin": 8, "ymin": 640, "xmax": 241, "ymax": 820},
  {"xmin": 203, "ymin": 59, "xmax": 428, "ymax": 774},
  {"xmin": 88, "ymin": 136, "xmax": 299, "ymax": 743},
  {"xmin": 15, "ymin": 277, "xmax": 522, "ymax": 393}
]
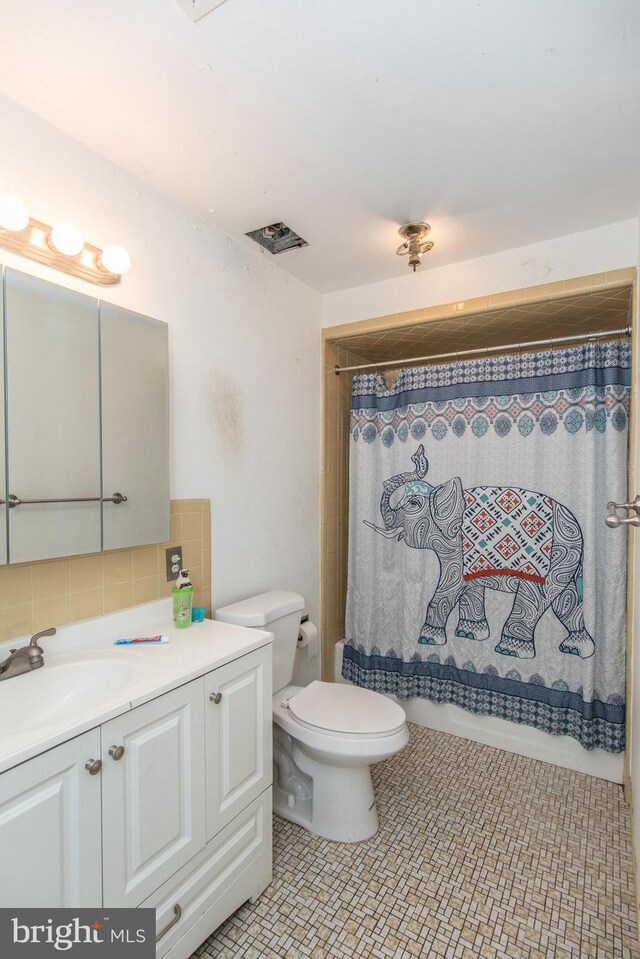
[
  {"xmin": 209, "ymin": 692, "xmax": 222, "ymax": 705},
  {"xmin": 109, "ymin": 745, "xmax": 125, "ymax": 761},
  {"xmin": 85, "ymin": 759, "xmax": 102, "ymax": 776}
]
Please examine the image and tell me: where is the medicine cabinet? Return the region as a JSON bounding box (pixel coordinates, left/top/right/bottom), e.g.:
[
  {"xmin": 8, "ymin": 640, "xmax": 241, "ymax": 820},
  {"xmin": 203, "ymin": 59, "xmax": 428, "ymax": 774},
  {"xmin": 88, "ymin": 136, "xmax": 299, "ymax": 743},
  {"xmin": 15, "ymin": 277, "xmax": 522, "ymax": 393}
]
[{"xmin": 0, "ymin": 267, "xmax": 169, "ymax": 564}]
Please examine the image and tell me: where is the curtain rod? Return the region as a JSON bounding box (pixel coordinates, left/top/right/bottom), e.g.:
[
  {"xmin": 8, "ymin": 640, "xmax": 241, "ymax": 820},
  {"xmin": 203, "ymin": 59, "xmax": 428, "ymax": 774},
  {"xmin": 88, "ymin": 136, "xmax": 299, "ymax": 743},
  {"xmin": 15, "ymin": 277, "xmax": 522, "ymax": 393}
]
[{"xmin": 333, "ymin": 326, "xmax": 632, "ymax": 375}]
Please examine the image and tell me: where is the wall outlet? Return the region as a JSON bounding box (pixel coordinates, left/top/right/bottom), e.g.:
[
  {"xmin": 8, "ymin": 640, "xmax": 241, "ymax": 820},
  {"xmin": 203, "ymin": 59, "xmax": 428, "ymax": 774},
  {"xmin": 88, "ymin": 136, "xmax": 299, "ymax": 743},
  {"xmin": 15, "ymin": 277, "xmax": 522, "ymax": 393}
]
[{"xmin": 166, "ymin": 546, "xmax": 183, "ymax": 582}]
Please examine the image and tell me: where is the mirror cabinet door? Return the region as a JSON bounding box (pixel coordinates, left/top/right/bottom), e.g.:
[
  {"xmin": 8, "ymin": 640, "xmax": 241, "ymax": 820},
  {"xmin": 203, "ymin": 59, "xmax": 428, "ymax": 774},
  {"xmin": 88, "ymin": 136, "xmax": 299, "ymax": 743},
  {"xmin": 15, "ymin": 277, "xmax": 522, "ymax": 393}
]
[
  {"xmin": 100, "ymin": 303, "xmax": 170, "ymax": 551},
  {"xmin": 5, "ymin": 269, "xmax": 101, "ymax": 563}
]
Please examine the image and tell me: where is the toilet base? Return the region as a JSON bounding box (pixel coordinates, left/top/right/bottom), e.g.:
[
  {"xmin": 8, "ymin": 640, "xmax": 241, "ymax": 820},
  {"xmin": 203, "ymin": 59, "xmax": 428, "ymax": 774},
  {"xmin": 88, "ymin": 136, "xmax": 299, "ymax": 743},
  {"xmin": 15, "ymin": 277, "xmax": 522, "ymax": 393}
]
[{"xmin": 273, "ymin": 726, "xmax": 380, "ymax": 842}]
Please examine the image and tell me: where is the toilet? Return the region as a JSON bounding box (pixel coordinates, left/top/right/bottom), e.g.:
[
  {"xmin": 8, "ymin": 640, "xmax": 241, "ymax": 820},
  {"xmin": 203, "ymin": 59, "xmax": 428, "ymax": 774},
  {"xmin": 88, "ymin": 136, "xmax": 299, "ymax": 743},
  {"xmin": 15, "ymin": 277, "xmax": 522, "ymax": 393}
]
[{"xmin": 215, "ymin": 590, "xmax": 408, "ymax": 842}]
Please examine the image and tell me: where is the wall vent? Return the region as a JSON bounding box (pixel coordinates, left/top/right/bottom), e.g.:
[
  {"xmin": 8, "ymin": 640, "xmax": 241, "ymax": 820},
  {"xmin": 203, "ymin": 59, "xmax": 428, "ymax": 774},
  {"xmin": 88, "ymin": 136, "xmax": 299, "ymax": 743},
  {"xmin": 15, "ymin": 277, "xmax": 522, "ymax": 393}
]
[
  {"xmin": 245, "ymin": 222, "xmax": 309, "ymax": 255},
  {"xmin": 174, "ymin": 0, "xmax": 229, "ymax": 23}
]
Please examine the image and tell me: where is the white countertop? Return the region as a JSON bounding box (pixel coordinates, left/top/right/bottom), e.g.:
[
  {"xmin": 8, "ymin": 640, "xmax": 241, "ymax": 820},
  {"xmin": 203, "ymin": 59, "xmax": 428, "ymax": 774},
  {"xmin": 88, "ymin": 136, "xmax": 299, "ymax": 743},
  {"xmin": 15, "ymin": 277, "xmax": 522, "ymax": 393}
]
[{"xmin": 0, "ymin": 599, "xmax": 272, "ymax": 774}]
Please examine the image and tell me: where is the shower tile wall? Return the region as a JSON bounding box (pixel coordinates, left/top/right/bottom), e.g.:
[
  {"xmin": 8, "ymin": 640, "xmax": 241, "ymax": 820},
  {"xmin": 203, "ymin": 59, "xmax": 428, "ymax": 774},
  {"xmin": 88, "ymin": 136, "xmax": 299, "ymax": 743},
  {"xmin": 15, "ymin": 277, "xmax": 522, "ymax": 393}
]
[
  {"xmin": 319, "ymin": 269, "xmax": 637, "ymax": 682},
  {"xmin": 321, "ymin": 341, "xmax": 367, "ymax": 680}
]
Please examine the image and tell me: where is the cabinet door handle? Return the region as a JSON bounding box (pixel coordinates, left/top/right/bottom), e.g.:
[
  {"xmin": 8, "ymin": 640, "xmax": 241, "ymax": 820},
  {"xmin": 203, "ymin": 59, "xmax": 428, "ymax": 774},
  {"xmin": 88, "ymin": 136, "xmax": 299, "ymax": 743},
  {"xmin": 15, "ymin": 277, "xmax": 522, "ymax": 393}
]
[
  {"xmin": 156, "ymin": 904, "xmax": 182, "ymax": 942},
  {"xmin": 109, "ymin": 745, "xmax": 125, "ymax": 761},
  {"xmin": 209, "ymin": 691, "xmax": 222, "ymax": 704},
  {"xmin": 85, "ymin": 759, "xmax": 102, "ymax": 775}
]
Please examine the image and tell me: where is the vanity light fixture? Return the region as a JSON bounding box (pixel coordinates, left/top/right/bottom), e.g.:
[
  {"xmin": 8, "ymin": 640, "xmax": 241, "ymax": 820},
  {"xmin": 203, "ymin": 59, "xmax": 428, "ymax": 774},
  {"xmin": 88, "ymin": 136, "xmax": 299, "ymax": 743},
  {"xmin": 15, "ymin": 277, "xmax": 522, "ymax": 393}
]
[
  {"xmin": 97, "ymin": 245, "xmax": 132, "ymax": 276},
  {"xmin": 396, "ymin": 222, "xmax": 434, "ymax": 272},
  {"xmin": 0, "ymin": 194, "xmax": 29, "ymax": 232},
  {"xmin": 0, "ymin": 194, "xmax": 131, "ymax": 285},
  {"xmin": 49, "ymin": 222, "xmax": 84, "ymax": 257}
]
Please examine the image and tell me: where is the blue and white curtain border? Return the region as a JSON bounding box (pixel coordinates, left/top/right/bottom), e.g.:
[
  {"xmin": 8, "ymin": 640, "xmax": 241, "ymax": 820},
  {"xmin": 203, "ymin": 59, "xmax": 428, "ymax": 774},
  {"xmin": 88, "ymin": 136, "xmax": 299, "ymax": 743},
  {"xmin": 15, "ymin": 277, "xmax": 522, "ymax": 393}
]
[{"xmin": 350, "ymin": 341, "xmax": 630, "ymax": 447}]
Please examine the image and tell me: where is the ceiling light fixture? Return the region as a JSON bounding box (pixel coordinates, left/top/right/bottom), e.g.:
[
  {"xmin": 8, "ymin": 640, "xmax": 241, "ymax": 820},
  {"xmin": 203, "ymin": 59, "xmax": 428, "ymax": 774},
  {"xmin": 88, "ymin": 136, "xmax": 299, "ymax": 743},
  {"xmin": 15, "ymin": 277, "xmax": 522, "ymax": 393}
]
[
  {"xmin": 396, "ymin": 222, "xmax": 434, "ymax": 272},
  {"xmin": 0, "ymin": 196, "xmax": 131, "ymax": 285}
]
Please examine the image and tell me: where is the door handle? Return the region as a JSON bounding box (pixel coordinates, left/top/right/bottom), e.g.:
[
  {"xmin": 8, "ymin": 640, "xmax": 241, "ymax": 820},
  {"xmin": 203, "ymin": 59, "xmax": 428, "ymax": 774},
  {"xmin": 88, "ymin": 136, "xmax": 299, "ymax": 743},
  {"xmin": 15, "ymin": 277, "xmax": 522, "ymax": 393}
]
[
  {"xmin": 611, "ymin": 495, "xmax": 640, "ymax": 513},
  {"xmin": 606, "ymin": 498, "xmax": 640, "ymax": 528},
  {"xmin": 85, "ymin": 759, "xmax": 102, "ymax": 775},
  {"xmin": 109, "ymin": 745, "xmax": 125, "ymax": 761},
  {"xmin": 209, "ymin": 692, "xmax": 222, "ymax": 705},
  {"xmin": 606, "ymin": 512, "xmax": 640, "ymax": 529}
]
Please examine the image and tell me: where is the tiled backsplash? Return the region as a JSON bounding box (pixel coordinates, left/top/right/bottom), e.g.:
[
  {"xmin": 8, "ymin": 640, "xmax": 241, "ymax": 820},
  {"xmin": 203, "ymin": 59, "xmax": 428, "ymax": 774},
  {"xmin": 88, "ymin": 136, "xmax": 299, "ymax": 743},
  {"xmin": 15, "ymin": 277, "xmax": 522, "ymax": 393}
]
[{"xmin": 0, "ymin": 499, "xmax": 211, "ymax": 644}]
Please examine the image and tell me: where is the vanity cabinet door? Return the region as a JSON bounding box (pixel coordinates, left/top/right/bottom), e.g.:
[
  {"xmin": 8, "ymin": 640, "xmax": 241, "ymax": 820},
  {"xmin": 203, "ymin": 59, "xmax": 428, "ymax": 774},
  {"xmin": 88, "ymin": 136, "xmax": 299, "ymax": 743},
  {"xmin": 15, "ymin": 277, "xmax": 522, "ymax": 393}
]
[
  {"xmin": 100, "ymin": 303, "xmax": 169, "ymax": 551},
  {"xmin": 101, "ymin": 679, "xmax": 206, "ymax": 908},
  {"xmin": 205, "ymin": 645, "xmax": 272, "ymax": 841},
  {"xmin": 5, "ymin": 269, "xmax": 101, "ymax": 562},
  {"xmin": 0, "ymin": 729, "xmax": 102, "ymax": 908}
]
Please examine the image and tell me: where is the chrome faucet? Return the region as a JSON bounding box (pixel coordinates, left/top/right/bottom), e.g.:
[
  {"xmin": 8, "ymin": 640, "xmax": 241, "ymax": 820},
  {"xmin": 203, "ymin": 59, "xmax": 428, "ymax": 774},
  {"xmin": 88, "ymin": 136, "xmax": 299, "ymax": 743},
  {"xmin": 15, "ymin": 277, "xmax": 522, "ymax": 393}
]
[{"xmin": 0, "ymin": 627, "xmax": 56, "ymax": 681}]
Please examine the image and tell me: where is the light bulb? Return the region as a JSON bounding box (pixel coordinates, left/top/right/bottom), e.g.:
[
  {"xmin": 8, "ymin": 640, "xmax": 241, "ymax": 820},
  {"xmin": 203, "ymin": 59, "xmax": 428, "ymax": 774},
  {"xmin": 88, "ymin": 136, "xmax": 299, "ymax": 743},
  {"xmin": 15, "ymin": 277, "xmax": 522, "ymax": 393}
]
[
  {"xmin": 99, "ymin": 245, "xmax": 131, "ymax": 275},
  {"xmin": 50, "ymin": 223, "xmax": 84, "ymax": 256},
  {"xmin": 0, "ymin": 194, "xmax": 29, "ymax": 232}
]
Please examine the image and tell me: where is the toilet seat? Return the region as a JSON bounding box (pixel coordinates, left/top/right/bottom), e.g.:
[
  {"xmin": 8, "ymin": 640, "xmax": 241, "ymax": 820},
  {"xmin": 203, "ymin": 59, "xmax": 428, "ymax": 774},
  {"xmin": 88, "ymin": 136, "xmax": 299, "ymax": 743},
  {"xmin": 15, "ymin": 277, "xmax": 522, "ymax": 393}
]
[{"xmin": 286, "ymin": 681, "xmax": 406, "ymax": 737}]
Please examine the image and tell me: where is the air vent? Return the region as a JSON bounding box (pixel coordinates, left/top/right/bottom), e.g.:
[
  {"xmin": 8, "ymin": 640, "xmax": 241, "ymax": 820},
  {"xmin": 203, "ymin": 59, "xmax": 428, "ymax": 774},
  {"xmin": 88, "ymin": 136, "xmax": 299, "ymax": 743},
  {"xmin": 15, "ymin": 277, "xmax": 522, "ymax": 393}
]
[
  {"xmin": 175, "ymin": 0, "xmax": 229, "ymax": 23},
  {"xmin": 245, "ymin": 222, "xmax": 309, "ymax": 255}
]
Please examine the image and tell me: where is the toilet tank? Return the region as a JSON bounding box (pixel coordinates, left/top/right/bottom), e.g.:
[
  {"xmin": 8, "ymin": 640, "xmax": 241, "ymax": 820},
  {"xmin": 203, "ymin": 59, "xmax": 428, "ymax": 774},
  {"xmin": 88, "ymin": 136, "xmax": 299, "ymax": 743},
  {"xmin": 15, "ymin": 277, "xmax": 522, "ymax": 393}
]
[{"xmin": 214, "ymin": 591, "xmax": 305, "ymax": 693}]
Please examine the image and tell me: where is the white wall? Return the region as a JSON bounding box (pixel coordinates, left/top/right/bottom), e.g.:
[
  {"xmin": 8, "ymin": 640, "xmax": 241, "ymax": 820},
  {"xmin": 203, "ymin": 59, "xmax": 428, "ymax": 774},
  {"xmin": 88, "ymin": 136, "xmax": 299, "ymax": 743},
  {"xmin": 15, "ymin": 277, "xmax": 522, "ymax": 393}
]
[
  {"xmin": 0, "ymin": 95, "xmax": 322, "ymax": 625},
  {"xmin": 323, "ymin": 219, "xmax": 639, "ymax": 327}
]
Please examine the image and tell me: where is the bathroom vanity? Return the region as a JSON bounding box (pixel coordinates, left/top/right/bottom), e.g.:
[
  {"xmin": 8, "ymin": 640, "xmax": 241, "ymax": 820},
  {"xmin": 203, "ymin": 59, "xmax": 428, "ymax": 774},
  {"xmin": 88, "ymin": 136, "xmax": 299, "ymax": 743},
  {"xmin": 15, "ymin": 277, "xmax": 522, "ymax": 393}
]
[{"xmin": 0, "ymin": 600, "xmax": 273, "ymax": 959}]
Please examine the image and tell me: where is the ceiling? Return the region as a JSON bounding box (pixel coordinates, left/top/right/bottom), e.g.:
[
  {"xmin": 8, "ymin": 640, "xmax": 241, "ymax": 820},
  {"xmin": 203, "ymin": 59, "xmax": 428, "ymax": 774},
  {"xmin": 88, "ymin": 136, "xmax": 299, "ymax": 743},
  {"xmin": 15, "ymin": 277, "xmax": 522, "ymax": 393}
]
[
  {"xmin": 333, "ymin": 285, "xmax": 633, "ymax": 366},
  {"xmin": 0, "ymin": 0, "xmax": 638, "ymax": 293}
]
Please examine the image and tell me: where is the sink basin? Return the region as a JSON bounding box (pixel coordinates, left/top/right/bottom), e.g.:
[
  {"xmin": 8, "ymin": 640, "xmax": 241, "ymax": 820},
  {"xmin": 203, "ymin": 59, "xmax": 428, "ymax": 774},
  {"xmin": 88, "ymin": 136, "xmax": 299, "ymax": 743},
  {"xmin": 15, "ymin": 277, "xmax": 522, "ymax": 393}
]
[{"xmin": 0, "ymin": 659, "xmax": 134, "ymax": 737}]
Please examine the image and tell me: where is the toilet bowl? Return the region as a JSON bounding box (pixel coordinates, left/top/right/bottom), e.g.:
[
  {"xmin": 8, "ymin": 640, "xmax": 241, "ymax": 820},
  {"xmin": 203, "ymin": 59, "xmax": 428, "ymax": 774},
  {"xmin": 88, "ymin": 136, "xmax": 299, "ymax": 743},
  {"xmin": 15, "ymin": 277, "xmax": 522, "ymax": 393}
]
[
  {"xmin": 215, "ymin": 591, "xmax": 409, "ymax": 842},
  {"xmin": 274, "ymin": 681, "xmax": 408, "ymax": 841}
]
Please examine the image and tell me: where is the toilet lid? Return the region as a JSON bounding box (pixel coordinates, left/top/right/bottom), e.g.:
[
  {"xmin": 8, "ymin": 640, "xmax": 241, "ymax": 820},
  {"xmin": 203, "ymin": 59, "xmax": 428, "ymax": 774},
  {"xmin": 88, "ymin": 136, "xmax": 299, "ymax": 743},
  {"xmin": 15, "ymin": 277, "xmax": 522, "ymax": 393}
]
[{"xmin": 287, "ymin": 681, "xmax": 406, "ymax": 735}]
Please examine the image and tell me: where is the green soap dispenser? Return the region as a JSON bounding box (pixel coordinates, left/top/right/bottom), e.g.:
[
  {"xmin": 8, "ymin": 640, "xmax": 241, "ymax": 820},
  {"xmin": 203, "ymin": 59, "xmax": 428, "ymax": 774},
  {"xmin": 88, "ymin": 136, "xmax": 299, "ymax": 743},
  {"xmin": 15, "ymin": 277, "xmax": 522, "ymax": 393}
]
[{"xmin": 172, "ymin": 569, "xmax": 194, "ymax": 629}]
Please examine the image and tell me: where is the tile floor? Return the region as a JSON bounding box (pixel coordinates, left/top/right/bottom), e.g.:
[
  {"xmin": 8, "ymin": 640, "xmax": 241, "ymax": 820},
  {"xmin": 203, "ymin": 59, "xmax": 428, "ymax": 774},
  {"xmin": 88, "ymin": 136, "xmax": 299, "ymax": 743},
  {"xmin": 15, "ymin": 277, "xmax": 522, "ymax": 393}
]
[{"xmin": 194, "ymin": 724, "xmax": 638, "ymax": 959}]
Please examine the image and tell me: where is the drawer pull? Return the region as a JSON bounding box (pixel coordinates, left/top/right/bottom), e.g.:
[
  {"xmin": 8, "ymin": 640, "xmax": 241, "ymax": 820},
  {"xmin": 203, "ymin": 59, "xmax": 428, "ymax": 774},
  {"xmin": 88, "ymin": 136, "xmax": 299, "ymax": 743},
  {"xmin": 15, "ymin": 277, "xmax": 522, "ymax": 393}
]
[
  {"xmin": 156, "ymin": 904, "xmax": 182, "ymax": 942},
  {"xmin": 209, "ymin": 692, "xmax": 222, "ymax": 705},
  {"xmin": 109, "ymin": 745, "xmax": 125, "ymax": 761},
  {"xmin": 85, "ymin": 759, "xmax": 102, "ymax": 776}
]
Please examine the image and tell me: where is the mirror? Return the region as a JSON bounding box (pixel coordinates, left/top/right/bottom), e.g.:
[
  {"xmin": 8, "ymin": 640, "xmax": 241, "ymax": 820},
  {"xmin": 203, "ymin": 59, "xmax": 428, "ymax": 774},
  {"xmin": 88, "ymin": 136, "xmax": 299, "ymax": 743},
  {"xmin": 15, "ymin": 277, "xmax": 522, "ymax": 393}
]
[
  {"xmin": 100, "ymin": 302, "xmax": 170, "ymax": 551},
  {"xmin": 0, "ymin": 268, "xmax": 169, "ymax": 564}
]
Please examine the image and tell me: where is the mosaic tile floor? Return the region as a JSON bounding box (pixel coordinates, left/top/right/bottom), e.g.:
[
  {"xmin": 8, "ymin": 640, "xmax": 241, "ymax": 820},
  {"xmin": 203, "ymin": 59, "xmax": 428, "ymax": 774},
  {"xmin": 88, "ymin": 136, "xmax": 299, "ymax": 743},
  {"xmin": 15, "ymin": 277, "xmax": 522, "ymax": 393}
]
[{"xmin": 193, "ymin": 724, "xmax": 638, "ymax": 959}]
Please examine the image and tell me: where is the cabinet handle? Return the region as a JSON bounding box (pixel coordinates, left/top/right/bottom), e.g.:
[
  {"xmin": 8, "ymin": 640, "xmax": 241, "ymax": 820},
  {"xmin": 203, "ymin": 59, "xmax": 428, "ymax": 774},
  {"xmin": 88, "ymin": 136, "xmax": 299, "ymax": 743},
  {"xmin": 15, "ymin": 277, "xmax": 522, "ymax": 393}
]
[
  {"xmin": 156, "ymin": 904, "xmax": 182, "ymax": 942},
  {"xmin": 85, "ymin": 759, "xmax": 102, "ymax": 775},
  {"xmin": 209, "ymin": 692, "xmax": 222, "ymax": 704},
  {"xmin": 109, "ymin": 745, "xmax": 125, "ymax": 761}
]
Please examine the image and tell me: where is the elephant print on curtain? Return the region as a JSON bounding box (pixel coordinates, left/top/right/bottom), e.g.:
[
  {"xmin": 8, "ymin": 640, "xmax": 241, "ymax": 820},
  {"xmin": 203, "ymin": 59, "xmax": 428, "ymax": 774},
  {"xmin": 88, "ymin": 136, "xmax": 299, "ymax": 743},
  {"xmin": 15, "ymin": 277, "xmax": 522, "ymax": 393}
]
[
  {"xmin": 365, "ymin": 443, "xmax": 593, "ymax": 661},
  {"xmin": 344, "ymin": 340, "xmax": 629, "ymax": 753}
]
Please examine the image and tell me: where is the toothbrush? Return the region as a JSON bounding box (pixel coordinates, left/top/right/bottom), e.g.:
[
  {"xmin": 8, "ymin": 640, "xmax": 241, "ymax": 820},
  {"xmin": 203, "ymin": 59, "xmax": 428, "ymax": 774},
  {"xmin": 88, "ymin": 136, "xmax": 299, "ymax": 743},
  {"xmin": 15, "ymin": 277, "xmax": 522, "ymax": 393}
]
[{"xmin": 113, "ymin": 635, "xmax": 169, "ymax": 645}]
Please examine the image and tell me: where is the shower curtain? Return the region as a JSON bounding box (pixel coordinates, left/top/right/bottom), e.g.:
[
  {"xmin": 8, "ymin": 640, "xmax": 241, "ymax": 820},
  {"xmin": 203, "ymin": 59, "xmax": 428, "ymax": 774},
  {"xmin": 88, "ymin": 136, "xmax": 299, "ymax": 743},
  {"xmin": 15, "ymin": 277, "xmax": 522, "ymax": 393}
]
[{"xmin": 343, "ymin": 340, "xmax": 630, "ymax": 752}]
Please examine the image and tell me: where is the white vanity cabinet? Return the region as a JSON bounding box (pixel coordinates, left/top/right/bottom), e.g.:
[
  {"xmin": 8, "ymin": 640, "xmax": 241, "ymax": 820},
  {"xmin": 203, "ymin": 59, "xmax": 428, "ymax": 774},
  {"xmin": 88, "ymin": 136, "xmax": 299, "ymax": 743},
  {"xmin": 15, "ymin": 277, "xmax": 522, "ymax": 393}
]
[
  {"xmin": 0, "ymin": 640, "xmax": 273, "ymax": 959},
  {"xmin": 0, "ymin": 728, "xmax": 103, "ymax": 908}
]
